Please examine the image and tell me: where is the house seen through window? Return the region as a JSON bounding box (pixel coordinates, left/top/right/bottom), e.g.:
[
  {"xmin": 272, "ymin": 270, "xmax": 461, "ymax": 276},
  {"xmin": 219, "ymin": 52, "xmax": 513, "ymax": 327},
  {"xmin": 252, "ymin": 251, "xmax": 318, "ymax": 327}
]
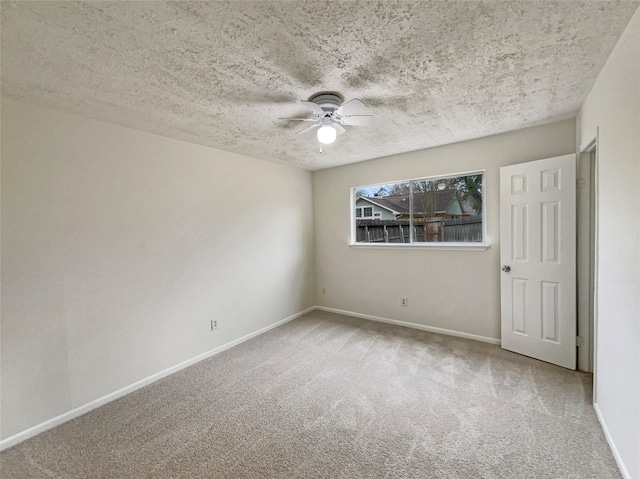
[{"xmin": 353, "ymin": 172, "xmax": 484, "ymax": 244}]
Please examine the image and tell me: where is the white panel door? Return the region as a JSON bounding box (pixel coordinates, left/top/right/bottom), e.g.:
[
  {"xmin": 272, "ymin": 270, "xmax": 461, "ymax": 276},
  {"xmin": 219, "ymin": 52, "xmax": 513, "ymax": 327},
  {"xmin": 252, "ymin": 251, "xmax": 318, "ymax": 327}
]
[{"xmin": 500, "ymin": 154, "xmax": 577, "ymax": 369}]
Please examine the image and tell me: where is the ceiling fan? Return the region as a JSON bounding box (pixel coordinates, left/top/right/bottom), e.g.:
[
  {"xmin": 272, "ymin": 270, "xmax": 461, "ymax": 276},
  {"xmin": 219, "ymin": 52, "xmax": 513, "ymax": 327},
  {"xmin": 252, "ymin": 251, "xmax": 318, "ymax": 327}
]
[{"xmin": 280, "ymin": 92, "xmax": 373, "ymax": 144}]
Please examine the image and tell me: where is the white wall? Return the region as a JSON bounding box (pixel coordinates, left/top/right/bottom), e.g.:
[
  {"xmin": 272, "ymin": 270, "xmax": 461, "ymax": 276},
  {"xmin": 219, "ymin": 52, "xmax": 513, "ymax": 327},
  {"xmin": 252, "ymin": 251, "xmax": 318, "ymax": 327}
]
[
  {"xmin": 313, "ymin": 120, "xmax": 575, "ymax": 341},
  {"xmin": 577, "ymin": 9, "xmax": 640, "ymax": 479},
  {"xmin": 0, "ymin": 98, "xmax": 315, "ymax": 441}
]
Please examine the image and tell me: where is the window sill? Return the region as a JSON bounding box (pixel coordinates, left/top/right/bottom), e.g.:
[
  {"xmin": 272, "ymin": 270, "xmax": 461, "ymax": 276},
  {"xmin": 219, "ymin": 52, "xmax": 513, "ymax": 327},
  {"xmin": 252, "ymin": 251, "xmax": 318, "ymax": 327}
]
[{"xmin": 348, "ymin": 242, "xmax": 491, "ymax": 251}]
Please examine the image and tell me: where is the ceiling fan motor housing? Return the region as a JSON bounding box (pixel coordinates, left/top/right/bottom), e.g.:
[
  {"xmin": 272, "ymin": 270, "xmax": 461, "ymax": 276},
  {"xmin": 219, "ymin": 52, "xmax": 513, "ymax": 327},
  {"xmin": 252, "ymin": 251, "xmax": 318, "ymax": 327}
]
[{"xmin": 308, "ymin": 92, "xmax": 344, "ymax": 114}]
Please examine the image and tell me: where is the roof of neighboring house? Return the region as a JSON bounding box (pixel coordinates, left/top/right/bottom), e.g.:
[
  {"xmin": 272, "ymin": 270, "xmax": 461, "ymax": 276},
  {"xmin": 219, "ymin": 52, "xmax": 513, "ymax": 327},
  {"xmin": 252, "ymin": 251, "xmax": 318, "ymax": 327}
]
[{"xmin": 358, "ymin": 190, "xmax": 463, "ymax": 216}]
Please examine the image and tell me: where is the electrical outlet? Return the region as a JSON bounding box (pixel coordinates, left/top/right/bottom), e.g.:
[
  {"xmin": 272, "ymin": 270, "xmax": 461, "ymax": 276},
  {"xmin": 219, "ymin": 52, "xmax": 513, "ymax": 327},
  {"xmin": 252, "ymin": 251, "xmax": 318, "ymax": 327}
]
[
  {"xmin": 322, "ymin": 287, "xmax": 326, "ymax": 295},
  {"xmin": 210, "ymin": 319, "xmax": 218, "ymax": 331},
  {"xmin": 401, "ymin": 298, "xmax": 408, "ymax": 307}
]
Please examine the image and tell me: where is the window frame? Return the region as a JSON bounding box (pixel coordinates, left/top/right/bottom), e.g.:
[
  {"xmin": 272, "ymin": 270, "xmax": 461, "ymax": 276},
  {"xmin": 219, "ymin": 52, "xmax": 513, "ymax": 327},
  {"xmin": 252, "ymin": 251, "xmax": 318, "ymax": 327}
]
[{"xmin": 350, "ymin": 169, "xmax": 489, "ymax": 250}]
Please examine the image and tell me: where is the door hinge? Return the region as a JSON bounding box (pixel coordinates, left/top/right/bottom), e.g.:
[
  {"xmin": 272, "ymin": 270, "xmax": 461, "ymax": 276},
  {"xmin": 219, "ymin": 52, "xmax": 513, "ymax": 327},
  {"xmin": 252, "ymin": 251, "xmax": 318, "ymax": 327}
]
[
  {"xmin": 577, "ymin": 178, "xmax": 586, "ymax": 188},
  {"xmin": 576, "ymin": 336, "xmax": 584, "ymax": 347}
]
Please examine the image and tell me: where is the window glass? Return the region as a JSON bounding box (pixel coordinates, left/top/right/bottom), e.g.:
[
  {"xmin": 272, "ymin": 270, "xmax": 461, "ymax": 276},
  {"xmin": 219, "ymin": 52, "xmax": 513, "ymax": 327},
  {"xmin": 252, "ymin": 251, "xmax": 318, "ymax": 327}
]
[{"xmin": 353, "ymin": 173, "xmax": 483, "ymax": 244}]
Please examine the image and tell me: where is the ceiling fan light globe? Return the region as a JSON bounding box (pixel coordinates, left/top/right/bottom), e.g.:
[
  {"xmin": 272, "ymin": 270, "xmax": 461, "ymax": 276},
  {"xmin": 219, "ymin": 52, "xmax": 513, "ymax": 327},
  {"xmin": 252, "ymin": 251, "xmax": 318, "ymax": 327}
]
[{"xmin": 317, "ymin": 125, "xmax": 337, "ymax": 144}]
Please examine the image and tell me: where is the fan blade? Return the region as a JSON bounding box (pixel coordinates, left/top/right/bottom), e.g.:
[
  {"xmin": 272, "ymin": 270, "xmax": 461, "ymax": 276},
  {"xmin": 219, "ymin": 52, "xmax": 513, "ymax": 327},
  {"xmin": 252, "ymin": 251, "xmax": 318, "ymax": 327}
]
[
  {"xmin": 300, "ymin": 101, "xmax": 325, "ymax": 115},
  {"xmin": 334, "ymin": 123, "xmax": 346, "ymax": 136},
  {"xmin": 278, "ymin": 117, "xmax": 318, "ymax": 121},
  {"xmin": 296, "ymin": 123, "xmax": 320, "ymax": 135},
  {"xmin": 336, "ymin": 98, "xmax": 369, "ymax": 116},
  {"xmin": 339, "ymin": 115, "xmax": 373, "ymax": 126}
]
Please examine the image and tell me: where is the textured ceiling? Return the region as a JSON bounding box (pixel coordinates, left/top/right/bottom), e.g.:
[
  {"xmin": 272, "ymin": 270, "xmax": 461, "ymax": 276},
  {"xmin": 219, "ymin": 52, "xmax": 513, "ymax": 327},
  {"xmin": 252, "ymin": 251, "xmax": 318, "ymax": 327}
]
[{"xmin": 1, "ymin": 1, "xmax": 638, "ymax": 170}]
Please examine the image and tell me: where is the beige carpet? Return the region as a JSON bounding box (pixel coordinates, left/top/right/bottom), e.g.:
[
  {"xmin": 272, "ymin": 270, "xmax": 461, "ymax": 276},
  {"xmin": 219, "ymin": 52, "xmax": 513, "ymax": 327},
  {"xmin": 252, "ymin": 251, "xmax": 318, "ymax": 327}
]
[{"xmin": 0, "ymin": 311, "xmax": 620, "ymax": 478}]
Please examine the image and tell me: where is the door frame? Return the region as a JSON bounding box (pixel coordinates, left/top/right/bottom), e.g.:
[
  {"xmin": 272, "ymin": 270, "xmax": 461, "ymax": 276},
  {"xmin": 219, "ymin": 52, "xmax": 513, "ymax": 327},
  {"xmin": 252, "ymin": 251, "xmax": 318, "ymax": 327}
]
[{"xmin": 577, "ymin": 135, "xmax": 599, "ymax": 399}]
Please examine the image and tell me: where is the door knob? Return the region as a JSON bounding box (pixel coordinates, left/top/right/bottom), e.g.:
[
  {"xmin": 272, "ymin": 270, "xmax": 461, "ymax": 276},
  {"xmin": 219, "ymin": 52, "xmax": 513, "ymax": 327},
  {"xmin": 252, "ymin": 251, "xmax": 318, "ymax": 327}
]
[{"xmin": 502, "ymin": 265, "xmax": 511, "ymax": 273}]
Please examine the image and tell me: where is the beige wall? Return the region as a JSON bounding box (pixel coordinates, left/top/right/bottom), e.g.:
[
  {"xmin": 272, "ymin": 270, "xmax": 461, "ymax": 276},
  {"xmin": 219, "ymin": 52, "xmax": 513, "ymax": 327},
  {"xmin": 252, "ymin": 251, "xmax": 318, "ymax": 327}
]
[
  {"xmin": 577, "ymin": 9, "xmax": 640, "ymax": 479},
  {"xmin": 313, "ymin": 119, "xmax": 576, "ymax": 341},
  {"xmin": 0, "ymin": 98, "xmax": 315, "ymax": 440}
]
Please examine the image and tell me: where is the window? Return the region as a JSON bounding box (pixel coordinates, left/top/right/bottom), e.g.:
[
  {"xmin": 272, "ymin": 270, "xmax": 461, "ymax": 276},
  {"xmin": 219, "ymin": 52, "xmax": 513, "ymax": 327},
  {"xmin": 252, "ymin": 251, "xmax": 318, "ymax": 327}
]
[
  {"xmin": 352, "ymin": 172, "xmax": 485, "ymax": 245},
  {"xmin": 355, "ymin": 206, "xmax": 375, "ymax": 219}
]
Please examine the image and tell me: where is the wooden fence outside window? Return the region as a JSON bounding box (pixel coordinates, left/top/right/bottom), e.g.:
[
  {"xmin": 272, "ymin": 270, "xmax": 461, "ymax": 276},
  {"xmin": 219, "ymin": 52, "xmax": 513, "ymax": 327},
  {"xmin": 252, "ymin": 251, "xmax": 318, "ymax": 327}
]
[{"xmin": 355, "ymin": 216, "xmax": 482, "ymax": 243}]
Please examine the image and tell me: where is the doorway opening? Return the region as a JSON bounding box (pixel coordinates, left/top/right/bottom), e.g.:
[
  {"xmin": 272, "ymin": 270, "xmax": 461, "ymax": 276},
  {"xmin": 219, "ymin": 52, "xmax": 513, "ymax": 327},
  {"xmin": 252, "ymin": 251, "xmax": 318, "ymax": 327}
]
[{"xmin": 577, "ymin": 142, "xmax": 597, "ymax": 378}]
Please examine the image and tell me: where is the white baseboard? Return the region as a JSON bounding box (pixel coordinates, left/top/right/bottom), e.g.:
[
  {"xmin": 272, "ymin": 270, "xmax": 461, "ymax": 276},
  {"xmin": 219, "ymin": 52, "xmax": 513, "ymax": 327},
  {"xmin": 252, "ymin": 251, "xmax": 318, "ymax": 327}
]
[
  {"xmin": 0, "ymin": 306, "xmax": 314, "ymax": 452},
  {"xmin": 314, "ymin": 306, "xmax": 501, "ymax": 345},
  {"xmin": 594, "ymin": 402, "xmax": 632, "ymax": 479}
]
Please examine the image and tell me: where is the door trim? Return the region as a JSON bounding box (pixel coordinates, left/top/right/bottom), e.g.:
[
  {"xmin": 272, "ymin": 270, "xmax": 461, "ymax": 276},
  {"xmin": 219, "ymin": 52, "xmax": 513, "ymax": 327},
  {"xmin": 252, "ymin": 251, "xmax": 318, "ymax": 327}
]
[
  {"xmin": 579, "ymin": 133, "xmax": 599, "ymax": 403},
  {"xmin": 577, "ymin": 141, "xmax": 597, "ymax": 372}
]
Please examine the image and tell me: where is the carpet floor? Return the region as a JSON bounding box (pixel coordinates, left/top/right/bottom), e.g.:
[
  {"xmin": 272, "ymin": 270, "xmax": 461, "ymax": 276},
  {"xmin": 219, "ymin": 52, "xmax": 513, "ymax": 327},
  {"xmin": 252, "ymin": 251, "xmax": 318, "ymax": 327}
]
[{"xmin": 0, "ymin": 311, "xmax": 620, "ymax": 478}]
